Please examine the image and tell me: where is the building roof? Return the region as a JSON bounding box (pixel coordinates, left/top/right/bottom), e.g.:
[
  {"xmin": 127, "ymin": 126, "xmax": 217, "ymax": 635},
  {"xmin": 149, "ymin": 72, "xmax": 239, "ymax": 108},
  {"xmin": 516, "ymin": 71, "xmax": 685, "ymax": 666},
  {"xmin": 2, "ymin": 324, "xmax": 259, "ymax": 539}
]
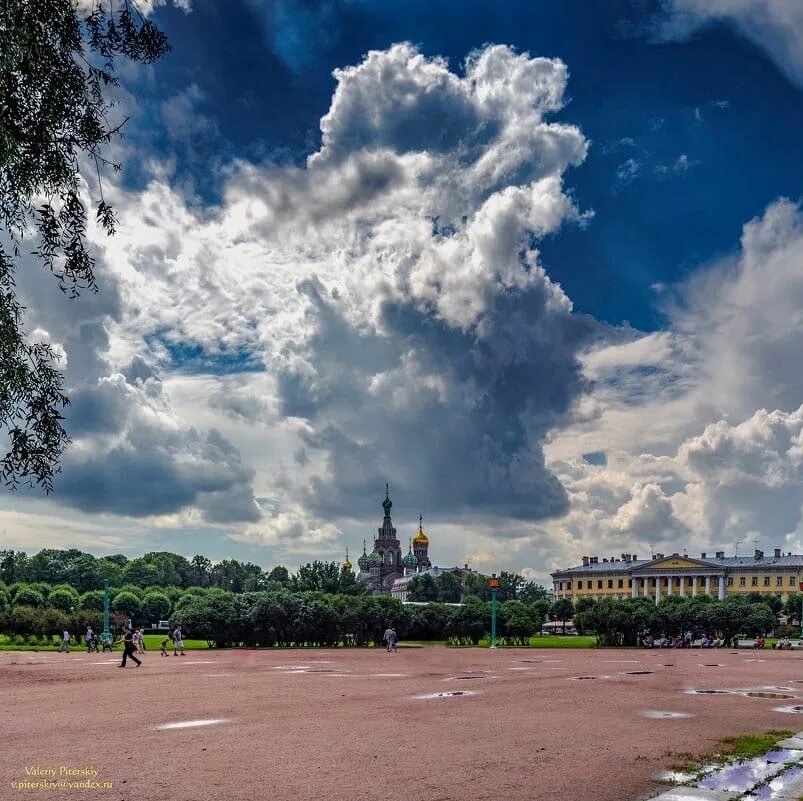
[{"xmin": 552, "ymin": 553, "xmax": 803, "ymax": 577}]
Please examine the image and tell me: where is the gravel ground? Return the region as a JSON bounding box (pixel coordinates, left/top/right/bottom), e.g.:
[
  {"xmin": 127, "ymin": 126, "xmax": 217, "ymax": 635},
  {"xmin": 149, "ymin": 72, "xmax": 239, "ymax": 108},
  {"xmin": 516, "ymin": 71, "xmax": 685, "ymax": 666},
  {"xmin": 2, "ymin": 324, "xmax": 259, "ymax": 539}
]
[{"xmin": 2, "ymin": 646, "xmax": 803, "ymax": 801}]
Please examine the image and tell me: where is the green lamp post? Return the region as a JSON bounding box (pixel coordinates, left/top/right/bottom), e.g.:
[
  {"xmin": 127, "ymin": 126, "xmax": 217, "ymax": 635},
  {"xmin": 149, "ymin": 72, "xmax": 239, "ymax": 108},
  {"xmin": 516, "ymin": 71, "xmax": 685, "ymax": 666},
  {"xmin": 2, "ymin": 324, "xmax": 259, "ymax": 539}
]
[
  {"xmin": 102, "ymin": 579, "xmax": 110, "ymax": 643},
  {"xmin": 489, "ymin": 573, "xmax": 500, "ymax": 649},
  {"xmin": 799, "ymin": 582, "xmax": 803, "ymax": 640}
]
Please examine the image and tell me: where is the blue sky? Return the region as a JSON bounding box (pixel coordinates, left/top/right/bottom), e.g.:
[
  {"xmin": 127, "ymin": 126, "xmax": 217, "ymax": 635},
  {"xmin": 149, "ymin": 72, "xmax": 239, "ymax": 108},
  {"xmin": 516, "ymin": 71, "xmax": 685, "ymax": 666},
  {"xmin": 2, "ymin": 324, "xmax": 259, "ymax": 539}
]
[
  {"xmin": 4, "ymin": 0, "xmax": 803, "ymax": 584},
  {"xmin": 138, "ymin": 0, "xmax": 803, "ymax": 331}
]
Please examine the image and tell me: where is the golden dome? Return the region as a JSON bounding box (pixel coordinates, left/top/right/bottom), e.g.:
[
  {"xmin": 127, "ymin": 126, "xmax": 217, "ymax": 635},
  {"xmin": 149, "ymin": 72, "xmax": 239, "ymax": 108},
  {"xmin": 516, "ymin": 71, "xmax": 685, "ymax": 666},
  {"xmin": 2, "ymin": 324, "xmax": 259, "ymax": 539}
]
[
  {"xmin": 413, "ymin": 515, "xmax": 429, "ymax": 545},
  {"xmin": 342, "ymin": 549, "xmax": 352, "ymax": 571}
]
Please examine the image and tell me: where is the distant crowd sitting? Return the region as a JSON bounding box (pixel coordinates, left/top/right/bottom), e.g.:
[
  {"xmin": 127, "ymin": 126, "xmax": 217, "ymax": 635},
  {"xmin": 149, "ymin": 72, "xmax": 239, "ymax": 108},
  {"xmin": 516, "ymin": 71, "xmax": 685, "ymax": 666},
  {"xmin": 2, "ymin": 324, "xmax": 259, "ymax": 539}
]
[
  {"xmin": 642, "ymin": 633, "xmax": 784, "ymax": 649},
  {"xmin": 641, "ymin": 631, "xmax": 722, "ymax": 648}
]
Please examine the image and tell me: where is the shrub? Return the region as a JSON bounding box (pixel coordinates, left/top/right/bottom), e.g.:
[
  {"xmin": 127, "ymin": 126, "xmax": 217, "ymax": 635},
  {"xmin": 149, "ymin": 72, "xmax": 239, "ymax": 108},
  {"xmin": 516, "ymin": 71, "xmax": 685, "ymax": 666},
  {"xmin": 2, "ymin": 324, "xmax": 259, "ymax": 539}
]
[
  {"xmin": 13, "ymin": 587, "xmax": 45, "ymax": 608},
  {"xmin": 47, "ymin": 587, "xmax": 79, "ymax": 612}
]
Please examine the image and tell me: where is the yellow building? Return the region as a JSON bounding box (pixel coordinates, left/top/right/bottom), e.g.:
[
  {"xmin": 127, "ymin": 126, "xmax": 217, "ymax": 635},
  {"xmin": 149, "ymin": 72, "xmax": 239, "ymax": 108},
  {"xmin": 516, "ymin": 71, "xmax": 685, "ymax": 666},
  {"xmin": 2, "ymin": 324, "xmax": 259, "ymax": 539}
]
[{"xmin": 551, "ymin": 548, "xmax": 803, "ymax": 604}]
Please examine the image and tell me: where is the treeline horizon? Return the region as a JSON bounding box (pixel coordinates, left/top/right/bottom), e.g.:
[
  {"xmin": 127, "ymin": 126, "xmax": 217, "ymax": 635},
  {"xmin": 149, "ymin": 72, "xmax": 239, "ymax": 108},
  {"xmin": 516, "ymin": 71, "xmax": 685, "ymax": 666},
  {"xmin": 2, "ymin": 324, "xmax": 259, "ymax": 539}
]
[
  {"xmin": 0, "ymin": 547, "xmax": 546, "ymax": 602},
  {"xmin": 0, "ymin": 547, "xmax": 551, "ymax": 647}
]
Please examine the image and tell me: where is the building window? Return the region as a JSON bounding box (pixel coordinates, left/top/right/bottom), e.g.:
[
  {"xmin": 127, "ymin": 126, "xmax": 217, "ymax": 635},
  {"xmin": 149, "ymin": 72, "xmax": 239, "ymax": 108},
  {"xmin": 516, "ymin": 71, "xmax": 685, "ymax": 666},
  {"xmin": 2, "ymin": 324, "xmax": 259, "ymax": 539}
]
[
  {"xmin": 607, "ymin": 579, "xmax": 613, "ymax": 589},
  {"xmin": 687, "ymin": 577, "xmax": 693, "ymax": 586},
  {"xmin": 764, "ymin": 576, "xmax": 771, "ymax": 586},
  {"xmin": 628, "ymin": 579, "xmax": 633, "ymax": 588},
  {"xmin": 751, "ymin": 576, "xmax": 758, "ymax": 587},
  {"xmin": 740, "ymin": 576, "xmax": 746, "ymax": 587},
  {"xmin": 663, "ymin": 577, "xmax": 669, "ymax": 587},
  {"xmin": 567, "ymin": 582, "xmax": 572, "ymax": 590},
  {"xmin": 388, "ymin": 552, "xmax": 393, "ymax": 565},
  {"xmin": 727, "ymin": 577, "xmax": 733, "ymax": 587},
  {"xmin": 597, "ymin": 580, "xmax": 603, "ymax": 589},
  {"xmin": 777, "ymin": 576, "xmax": 783, "ymax": 587},
  {"xmin": 618, "ymin": 579, "xmax": 623, "ymax": 588},
  {"xmin": 577, "ymin": 581, "xmax": 583, "ymax": 590},
  {"xmin": 791, "ymin": 576, "xmax": 797, "ymax": 586}
]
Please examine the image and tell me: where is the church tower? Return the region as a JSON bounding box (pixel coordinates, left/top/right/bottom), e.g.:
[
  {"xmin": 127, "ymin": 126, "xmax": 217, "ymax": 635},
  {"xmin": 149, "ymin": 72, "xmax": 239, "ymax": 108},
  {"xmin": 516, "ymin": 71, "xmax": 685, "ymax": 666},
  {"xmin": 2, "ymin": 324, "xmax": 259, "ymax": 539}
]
[
  {"xmin": 413, "ymin": 514, "xmax": 431, "ymax": 570},
  {"xmin": 374, "ymin": 484, "xmax": 403, "ymax": 584}
]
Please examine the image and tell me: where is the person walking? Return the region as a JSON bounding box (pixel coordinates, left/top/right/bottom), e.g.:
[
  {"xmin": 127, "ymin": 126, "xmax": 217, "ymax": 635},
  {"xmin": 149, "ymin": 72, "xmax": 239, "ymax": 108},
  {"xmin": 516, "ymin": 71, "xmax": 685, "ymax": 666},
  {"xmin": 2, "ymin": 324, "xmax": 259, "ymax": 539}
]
[
  {"xmin": 172, "ymin": 626, "xmax": 185, "ymax": 656},
  {"xmin": 101, "ymin": 631, "xmax": 112, "ymax": 652},
  {"xmin": 58, "ymin": 629, "xmax": 71, "ymax": 653},
  {"xmin": 86, "ymin": 627, "xmax": 96, "ymax": 653},
  {"xmin": 383, "ymin": 625, "xmax": 396, "ymax": 653},
  {"xmin": 119, "ymin": 628, "xmax": 141, "ymax": 668}
]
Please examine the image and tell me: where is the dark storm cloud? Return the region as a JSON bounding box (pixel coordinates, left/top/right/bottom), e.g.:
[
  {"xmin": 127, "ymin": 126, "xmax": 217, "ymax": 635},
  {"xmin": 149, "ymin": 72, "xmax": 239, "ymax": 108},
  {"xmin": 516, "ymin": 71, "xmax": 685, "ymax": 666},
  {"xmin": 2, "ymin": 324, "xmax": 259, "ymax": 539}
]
[{"xmin": 278, "ymin": 276, "xmax": 598, "ymax": 522}]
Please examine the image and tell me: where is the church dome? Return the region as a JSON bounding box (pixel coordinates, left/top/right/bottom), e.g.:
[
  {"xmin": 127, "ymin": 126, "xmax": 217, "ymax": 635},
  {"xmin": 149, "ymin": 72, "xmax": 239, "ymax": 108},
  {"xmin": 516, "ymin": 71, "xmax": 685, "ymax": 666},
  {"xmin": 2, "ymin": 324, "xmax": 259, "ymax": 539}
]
[
  {"xmin": 342, "ymin": 551, "xmax": 352, "ymax": 571},
  {"xmin": 402, "ymin": 542, "xmax": 417, "ymax": 569},
  {"xmin": 367, "ymin": 549, "xmax": 381, "ymax": 566},
  {"xmin": 413, "ymin": 515, "xmax": 429, "ymax": 546},
  {"xmin": 357, "ymin": 540, "xmax": 369, "ymax": 571}
]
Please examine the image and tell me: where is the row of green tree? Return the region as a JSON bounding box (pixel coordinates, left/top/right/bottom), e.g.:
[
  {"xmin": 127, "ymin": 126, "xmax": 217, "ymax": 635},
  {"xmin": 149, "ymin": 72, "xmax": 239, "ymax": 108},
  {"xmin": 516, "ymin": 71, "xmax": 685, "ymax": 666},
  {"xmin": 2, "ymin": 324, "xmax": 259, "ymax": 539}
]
[
  {"xmin": 0, "ymin": 549, "xmax": 548, "ymax": 606},
  {"xmin": 573, "ymin": 594, "xmax": 787, "ymax": 646},
  {"xmin": 0, "ymin": 588, "xmax": 549, "ymax": 648}
]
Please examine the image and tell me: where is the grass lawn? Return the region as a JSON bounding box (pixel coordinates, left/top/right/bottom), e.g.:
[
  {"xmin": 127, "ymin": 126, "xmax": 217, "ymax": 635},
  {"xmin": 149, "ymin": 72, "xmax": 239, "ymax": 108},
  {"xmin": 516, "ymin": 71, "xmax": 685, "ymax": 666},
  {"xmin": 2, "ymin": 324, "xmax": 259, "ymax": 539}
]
[
  {"xmin": 474, "ymin": 634, "xmax": 596, "ymax": 648},
  {"xmin": 0, "ymin": 634, "xmax": 209, "ymax": 651}
]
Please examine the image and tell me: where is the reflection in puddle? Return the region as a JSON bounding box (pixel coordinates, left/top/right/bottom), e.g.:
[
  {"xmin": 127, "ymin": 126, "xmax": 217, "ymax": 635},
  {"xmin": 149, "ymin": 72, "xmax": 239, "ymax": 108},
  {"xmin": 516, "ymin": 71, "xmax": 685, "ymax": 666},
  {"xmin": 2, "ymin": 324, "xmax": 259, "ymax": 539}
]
[
  {"xmin": 697, "ymin": 757, "xmax": 786, "ymax": 792},
  {"xmin": 413, "ymin": 690, "xmax": 478, "ymax": 699},
  {"xmin": 749, "ymin": 765, "xmax": 803, "ymax": 800}
]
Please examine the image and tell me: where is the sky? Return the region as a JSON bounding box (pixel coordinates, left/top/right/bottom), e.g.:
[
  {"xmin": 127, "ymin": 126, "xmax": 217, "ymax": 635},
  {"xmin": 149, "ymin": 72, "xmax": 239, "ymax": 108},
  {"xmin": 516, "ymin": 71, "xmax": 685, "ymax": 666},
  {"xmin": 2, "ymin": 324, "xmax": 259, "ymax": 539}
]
[{"xmin": 4, "ymin": 0, "xmax": 803, "ymax": 585}]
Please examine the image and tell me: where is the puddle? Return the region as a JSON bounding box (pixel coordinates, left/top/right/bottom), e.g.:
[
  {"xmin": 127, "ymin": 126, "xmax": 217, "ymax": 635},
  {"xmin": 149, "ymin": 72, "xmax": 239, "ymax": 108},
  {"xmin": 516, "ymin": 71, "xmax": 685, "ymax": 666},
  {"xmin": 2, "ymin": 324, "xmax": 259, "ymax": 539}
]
[
  {"xmin": 455, "ymin": 676, "xmax": 485, "ymax": 680},
  {"xmin": 697, "ymin": 757, "xmax": 787, "ymax": 792},
  {"xmin": 569, "ymin": 675, "xmax": 610, "ymax": 680},
  {"xmin": 625, "ymin": 671, "xmax": 654, "ymax": 675},
  {"xmin": 761, "ymin": 749, "xmax": 803, "ymax": 763},
  {"xmin": 774, "ymin": 705, "xmax": 803, "ymax": 714},
  {"xmin": 662, "ymin": 664, "xmax": 675, "ymax": 667},
  {"xmin": 658, "ymin": 769, "xmax": 698, "ymax": 783},
  {"xmin": 749, "ymin": 765, "xmax": 803, "ymax": 800},
  {"xmin": 413, "ymin": 690, "xmax": 478, "ymax": 700},
  {"xmin": 156, "ymin": 718, "xmax": 230, "ymax": 731},
  {"xmin": 641, "ymin": 710, "xmax": 693, "ymax": 719},
  {"xmin": 685, "ymin": 689, "xmax": 734, "ymax": 695},
  {"xmin": 744, "ymin": 692, "xmax": 795, "ymax": 700},
  {"xmin": 701, "ymin": 663, "xmax": 724, "ymax": 667}
]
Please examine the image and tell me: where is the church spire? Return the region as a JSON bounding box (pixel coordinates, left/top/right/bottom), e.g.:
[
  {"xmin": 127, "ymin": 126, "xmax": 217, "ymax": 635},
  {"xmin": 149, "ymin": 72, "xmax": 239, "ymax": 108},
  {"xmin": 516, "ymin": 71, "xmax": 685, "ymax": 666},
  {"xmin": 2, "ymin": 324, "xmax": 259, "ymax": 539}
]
[{"xmin": 378, "ymin": 483, "xmax": 397, "ymax": 540}]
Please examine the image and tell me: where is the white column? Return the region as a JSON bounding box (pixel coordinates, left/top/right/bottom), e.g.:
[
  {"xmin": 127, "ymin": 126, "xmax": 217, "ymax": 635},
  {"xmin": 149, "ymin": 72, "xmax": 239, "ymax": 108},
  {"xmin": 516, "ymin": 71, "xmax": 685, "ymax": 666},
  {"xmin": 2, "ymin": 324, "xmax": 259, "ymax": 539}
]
[
  {"xmin": 631, "ymin": 578, "xmax": 638, "ymax": 598},
  {"xmin": 655, "ymin": 578, "xmax": 661, "ymax": 604},
  {"xmin": 691, "ymin": 576, "xmax": 697, "ymax": 597},
  {"xmin": 679, "ymin": 575, "xmax": 685, "ymax": 597},
  {"xmin": 643, "ymin": 577, "xmax": 649, "ymax": 598},
  {"xmin": 705, "ymin": 575, "xmax": 711, "ymax": 596},
  {"xmin": 718, "ymin": 575, "xmax": 725, "ymax": 600}
]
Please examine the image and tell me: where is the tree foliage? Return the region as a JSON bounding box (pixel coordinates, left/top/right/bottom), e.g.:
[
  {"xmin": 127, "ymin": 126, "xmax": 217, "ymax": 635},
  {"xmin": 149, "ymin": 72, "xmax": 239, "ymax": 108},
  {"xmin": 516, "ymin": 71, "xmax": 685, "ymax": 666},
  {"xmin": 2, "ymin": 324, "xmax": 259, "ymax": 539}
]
[{"xmin": 0, "ymin": 0, "xmax": 169, "ymax": 489}]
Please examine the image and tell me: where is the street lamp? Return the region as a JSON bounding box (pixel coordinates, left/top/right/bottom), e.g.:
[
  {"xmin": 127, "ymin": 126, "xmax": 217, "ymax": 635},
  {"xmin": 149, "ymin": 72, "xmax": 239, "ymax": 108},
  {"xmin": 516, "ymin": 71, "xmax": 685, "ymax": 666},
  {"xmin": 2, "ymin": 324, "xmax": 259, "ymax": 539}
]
[
  {"xmin": 102, "ymin": 579, "xmax": 110, "ymax": 644},
  {"xmin": 798, "ymin": 582, "xmax": 803, "ymax": 640},
  {"xmin": 488, "ymin": 574, "xmax": 500, "ymax": 649}
]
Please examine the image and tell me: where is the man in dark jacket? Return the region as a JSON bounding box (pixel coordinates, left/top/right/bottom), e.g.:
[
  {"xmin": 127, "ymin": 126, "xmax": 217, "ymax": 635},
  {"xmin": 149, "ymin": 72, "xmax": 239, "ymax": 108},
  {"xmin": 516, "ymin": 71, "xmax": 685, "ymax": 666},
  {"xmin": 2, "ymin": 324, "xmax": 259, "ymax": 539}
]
[{"xmin": 119, "ymin": 628, "xmax": 141, "ymax": 668}]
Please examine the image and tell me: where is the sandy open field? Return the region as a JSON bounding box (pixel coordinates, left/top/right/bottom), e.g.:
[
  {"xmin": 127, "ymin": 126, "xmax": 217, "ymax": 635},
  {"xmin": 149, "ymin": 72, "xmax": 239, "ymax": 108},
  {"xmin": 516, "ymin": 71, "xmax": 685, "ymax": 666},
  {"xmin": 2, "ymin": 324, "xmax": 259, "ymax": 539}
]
[{"xmin": 2, "ymin": 645, "xmax": 803, "ymax": 801}]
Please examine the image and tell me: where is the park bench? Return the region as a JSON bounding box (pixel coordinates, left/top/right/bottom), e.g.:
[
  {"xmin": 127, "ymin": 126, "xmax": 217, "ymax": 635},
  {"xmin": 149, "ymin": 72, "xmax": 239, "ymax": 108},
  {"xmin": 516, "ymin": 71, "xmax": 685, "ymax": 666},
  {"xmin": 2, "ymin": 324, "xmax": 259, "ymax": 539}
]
[{"xmin": 736, "ymin": 639, "xmax": 757, "ymax": 648}]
